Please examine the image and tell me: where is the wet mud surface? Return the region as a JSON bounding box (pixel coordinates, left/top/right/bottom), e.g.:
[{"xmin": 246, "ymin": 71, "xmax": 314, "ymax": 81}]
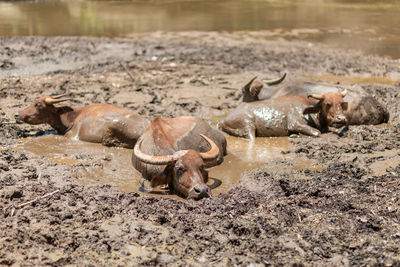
[{"xmin": 1, "ymin": 33, "xmax": 400, "ymax": 266}]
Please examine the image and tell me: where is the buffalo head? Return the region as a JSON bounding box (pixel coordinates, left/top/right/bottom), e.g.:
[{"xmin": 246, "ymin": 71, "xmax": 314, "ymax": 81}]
[
  {"xmin": 134, "ymin": 134, "xmax": 219, "ymax": 200},
  {"xmin": 304, "ymin": 89, "xmax": 348, "ymax": 129},
  {"xmin": 242, "ymin": 73, "xmax": 287, "ymax": 102},
  {"xmin": 15, "ymin": 94, "xmax": 70, "ymax": 125}
]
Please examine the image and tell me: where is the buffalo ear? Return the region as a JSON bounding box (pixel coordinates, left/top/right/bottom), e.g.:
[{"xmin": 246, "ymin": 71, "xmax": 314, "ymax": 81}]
[
  {"xmin": 250, "ymin": 83, "xmax": 262, "ymax": 97},
  {"xmin": 303, "ymin": 105, "xmax": 320, "ymax": 114},
  {"xmin": 341, "ymin": 102, "xmax": 349, "ymax": 111},
  {"xmin": 242, "ymin": 76, "xmax": 258, "ymax": 93},
  {"xmin": 150, "ymin": 165, "xmax": 173, "ymax": 188}
]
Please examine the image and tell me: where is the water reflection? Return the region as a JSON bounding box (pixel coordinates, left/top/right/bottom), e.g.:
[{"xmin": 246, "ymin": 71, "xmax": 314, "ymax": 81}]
[{"xmin": 0, "ymin": 0, "xmax": 399, "ymax": 58}]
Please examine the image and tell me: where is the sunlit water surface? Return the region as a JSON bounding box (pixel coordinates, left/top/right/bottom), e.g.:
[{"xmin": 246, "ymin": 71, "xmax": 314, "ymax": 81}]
[{"xmin": 0, "ymin": 0, "xmax": 399, "ymax": 58}]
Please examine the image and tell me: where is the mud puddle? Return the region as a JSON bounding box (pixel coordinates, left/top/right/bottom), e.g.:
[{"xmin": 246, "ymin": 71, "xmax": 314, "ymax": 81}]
[
  {"xmin": 14, "ymin": 134, "xmax": 322, "ymax": 199},
  {"xmin": 13, "ymin": 135, "xmax": 139, "ymax": 190}
]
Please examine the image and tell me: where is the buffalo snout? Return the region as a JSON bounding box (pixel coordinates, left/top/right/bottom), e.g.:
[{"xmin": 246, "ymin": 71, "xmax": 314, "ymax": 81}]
[
  {"xmin": 189, "ymin": 184, "xmax": 211, "ymax": 200},
  {"xmin": 330, "ymin": 114, "xmax": 347, "ymax": 128},
  {"xmin": 335, "ymin": 114, "xmax": 347, "ymax": 123},
  {"xmin": 14, "ymin": 113, "xmax": 23, "ymax": 124}
]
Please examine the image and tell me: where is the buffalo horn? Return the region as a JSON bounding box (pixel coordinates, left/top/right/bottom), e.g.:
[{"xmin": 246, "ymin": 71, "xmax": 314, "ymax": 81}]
[
  {"xmin": 265, "ymin": 72, "xmax": 287, "ymax": 86},
  {"xmin": 308, "ymin": 94, "xmax": 325, "ymax": 100},
  {"xmin": 44, "ymin": 96, "xmax": 71, "ymax": 104},
  {"xmin": 134, "ymin": 137, "xmax": 186, "ymax": 165},
  {"xmin": 52, "ymin": 94, "xmax": 68, "ymax": 99},
  {"xmin": 340, "ymin": 88, "xmax": 347, "ymax": 97},
  {"xmin": 199, "ymin": 134, "xmax": 220, "ymax": 161}
]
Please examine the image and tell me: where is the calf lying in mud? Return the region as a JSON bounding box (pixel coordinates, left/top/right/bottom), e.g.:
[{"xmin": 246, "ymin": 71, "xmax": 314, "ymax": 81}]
[
  {"xmin": 219, "ymin": 90, "xmax": 348, "ymax": 138},
  {"xmin": 132, "ymin": 116, "xmax": 227, "ymax": 200},
  {"xmin": 240, "ymin": 73, "xmax": 389, "ymax": 125},
  {"xmin": 15, "ymin": 94, "xmax": 150, "ymax": 148}
]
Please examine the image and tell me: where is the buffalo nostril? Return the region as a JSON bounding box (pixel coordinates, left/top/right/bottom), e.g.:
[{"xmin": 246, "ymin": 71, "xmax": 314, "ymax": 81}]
[
  {"xmin": 335, "ymin": 115, "xmax": 346, "ymax": 123},
  {"xmin": 194, "ymin": 185, "xmax": 209, "ymax": 195}
]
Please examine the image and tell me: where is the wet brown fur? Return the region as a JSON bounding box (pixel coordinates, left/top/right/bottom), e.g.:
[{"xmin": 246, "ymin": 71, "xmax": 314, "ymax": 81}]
[{"xmin": 16, "ymin": 96, "xmax": 150, "ymax": 148}]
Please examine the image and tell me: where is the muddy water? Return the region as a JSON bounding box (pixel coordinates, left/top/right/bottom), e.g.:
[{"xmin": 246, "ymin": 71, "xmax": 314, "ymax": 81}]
[
  {"xmin": 14, "ymin": 134, "xmax": 318, "ymax": 199},
  {"xmin": 13, "ymin": 135, "xmax": 139, "ymax": 191},
  {"xmin": 208, "ymin": 136, "xmax": 292, "ymax": 194},
  {"xmin": 0, "ymin": 0, "xmax": 399, "ymax": 59}
]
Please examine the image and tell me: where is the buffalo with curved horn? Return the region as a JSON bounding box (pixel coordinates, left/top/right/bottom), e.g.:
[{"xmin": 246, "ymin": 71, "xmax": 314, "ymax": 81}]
[
  {"xmin": 132, "ymin": 116, "xmax": 227, "ymax": 199},
  {"xmin": 239, "ymin": 73, "xmax": 389, "ymax": 126},
  {"xmin": 15, "ymin": 94, "xmax": 150, "ymax": 148},
  {"xmin": 219, "ymin": 89, "xmax": 349, "ymax": 138}
]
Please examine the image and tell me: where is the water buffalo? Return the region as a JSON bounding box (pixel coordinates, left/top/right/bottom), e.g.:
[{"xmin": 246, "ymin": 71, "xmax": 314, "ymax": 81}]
[
  {"xmin": 219, "ymin": 90, "xmax": 348, "ymax": 138},
  {"xmin": 132, "ymin": 116, "xmax": 227, "ymax": 199},
  {"xmin": 240, "ymin": 73, "xmax": 389, "ymax": 125},
  {"xmin": 15, "ymin": 94, "xmax": 150, "ymax": 148}
]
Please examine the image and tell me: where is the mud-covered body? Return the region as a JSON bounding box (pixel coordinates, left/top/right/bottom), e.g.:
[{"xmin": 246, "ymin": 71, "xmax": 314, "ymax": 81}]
[
  {"xmin": 219, "ymin": 96, "xmax": 321, "ymax": 138},
  {"xmin": 241, "ymin": 75, "xmax": 389, "ymax": 125},
  {"xmin": 64, "ymin": 104, "xmax": 149, "ymax": 147}
]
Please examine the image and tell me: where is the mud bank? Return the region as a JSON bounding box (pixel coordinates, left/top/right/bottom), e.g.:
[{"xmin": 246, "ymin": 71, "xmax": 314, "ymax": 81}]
[{"xmin": 1, "ymin": 33, "xmax": 400, "ymax": 266}]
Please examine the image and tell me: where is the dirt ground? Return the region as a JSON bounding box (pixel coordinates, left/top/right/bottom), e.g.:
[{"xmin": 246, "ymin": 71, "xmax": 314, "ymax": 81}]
[{"xmin": 1, "ymin": 32, "xmax": 400, "ymax": 266}]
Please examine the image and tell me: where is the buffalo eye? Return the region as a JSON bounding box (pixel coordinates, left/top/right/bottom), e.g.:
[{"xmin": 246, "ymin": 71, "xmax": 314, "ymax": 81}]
[
  {"xmin": 341, "ymin": 102, "xmax": 348, "ymax": 110},
  {"xmin": 176, "ymin": 165, "xmax": 186, "ymax": 175},
  {"xmin": 35, "ymin": 103, "xmax": 42, "ymax": 109}
]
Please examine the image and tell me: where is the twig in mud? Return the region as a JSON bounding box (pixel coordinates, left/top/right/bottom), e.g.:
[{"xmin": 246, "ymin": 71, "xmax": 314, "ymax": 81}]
[
  {"xmin": 221, "ymin": 87, "xmax": 238, "ymax": 91},
  {"xmin": 16, "ymin": 189, "xmax": 60, "ymax": 209},
  {"xmin": 3, "ymin": 189, "xmax": 60, "ymax": 216},
  {"xmin": 119, "ymin": 61, "xmax": 135, "ymax": 82}
]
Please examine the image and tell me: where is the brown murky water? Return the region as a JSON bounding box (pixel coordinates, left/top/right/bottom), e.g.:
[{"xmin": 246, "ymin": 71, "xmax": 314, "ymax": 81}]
[
  {"xmin": 0, "ymin": 0, "xmax": 399, "ymax": 59},
  {"xmin": 13, "ymin": 135, "xmax": 139, "ymax": 190},
  {"xmin": 14, "ymin": 134, "xmax": 319, "ymax": 198}
]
